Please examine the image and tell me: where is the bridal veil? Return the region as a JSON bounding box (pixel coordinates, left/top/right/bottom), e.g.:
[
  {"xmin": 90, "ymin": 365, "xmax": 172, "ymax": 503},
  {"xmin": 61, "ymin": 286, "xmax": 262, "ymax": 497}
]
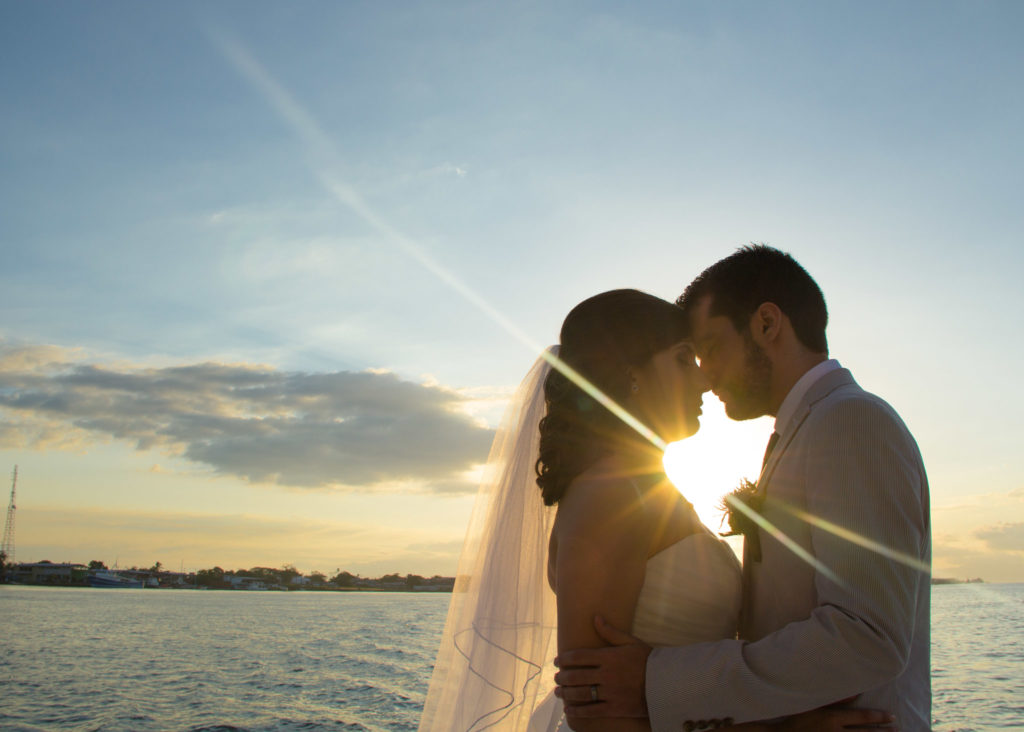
[{"xmin": 419, "ymin": 348, "xmax": 560, "ymax": 732}]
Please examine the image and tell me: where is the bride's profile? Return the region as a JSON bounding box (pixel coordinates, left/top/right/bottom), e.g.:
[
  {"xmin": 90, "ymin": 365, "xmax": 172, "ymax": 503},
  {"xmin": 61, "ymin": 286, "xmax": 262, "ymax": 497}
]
[{"xmin": 419, "ymin": 290, "xmax": 888, "ymax": 732}]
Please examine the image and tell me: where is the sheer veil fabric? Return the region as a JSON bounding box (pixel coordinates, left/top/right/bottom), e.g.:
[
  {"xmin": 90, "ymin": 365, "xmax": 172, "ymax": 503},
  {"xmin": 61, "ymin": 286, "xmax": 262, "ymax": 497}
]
[{"xmin": 419, "ymin": 348, "xmax": 559, "ymax": 732}]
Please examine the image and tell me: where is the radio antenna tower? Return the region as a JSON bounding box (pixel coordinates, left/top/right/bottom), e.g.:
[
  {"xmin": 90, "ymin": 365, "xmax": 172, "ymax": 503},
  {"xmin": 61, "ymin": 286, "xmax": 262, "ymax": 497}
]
[{"xmin": 2, "ymin": 465, "xmax": 16, "ymax": 565}]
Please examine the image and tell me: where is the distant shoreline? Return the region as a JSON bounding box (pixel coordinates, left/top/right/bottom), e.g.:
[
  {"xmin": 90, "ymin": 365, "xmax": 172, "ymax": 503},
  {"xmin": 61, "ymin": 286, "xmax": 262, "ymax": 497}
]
[
  {"xmin": 0, "ymin": 582, "xmax": 453, "ymax": 593},
  {"xmin": 1, "ymin": 561, "xmax": 455, "ymax": 592}
]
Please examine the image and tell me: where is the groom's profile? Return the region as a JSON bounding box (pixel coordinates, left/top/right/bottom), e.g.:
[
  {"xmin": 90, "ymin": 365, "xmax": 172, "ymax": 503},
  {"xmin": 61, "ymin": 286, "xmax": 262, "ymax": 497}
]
[{"xmin": 554, "ymin": 245, "xmax": 931, "ymax": 730}]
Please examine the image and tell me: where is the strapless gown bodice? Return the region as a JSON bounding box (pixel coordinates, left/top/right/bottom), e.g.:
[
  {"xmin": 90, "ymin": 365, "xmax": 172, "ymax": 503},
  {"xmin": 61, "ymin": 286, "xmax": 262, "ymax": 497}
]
[
  {"xmin": 631, "ymin": 530, "xmax": 742, "ymax": 646},
  {"xmin": 530, "ymin": 530, "xmax": 742, "ymax": 732}
]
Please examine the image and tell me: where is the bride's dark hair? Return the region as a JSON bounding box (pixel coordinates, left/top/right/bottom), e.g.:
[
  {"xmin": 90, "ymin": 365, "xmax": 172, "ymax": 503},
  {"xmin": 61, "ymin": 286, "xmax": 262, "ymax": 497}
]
[{"xmin": 535, "ymin": 289, "xmax": 690, "ymax": 505}]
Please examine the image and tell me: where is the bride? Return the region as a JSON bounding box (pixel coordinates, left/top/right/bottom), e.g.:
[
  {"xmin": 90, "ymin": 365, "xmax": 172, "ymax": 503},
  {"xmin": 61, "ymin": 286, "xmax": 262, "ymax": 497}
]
[{"xmin": 419, "ymin": 290, "xmax": 889, "ymax": 732}]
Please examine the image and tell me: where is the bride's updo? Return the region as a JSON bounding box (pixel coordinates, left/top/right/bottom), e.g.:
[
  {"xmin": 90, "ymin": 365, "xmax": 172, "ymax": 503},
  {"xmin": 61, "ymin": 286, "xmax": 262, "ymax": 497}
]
[{"xmin": 535, "ymin": 289, "xmax": 690, "ymax": 505}]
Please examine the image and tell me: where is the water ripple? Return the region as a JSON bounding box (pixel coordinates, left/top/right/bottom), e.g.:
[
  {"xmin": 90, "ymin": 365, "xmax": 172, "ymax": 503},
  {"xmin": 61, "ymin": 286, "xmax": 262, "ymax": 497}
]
[
  {"xmin": 2, "ymin": 584, "xmax": 1021, "ymax": 730},
  {"xmin": 1, "ymin": 588, "xmax": 448, "ymax": 731}
]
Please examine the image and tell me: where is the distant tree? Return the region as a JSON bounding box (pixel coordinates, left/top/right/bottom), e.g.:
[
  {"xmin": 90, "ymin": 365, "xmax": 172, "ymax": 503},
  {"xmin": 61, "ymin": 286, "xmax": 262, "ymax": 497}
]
[
  {"xmin": 308, "ymin": 571, "xmax": 327, "ymax": 585},
  {"xmin": 88, "ymin": 560, "xmax": 107, "ymax": 570},
  {"xmin": 405, "ymin": 574, "xmax": 426, "ymax": 588},
  {"xmin": 0, "ymin": 549, "xmax": 6, "ymax": 580},
  {"xmin": 380, "ymin": 573, "xmax": 402, "ymax": 584},
  {"xmin": 428, "ymin": 575, "xmax": 455, "ymax": 590},
  {"xmin": 279, "ymin": 564, "xmax": 301, "ymax": 584},
  {"xmin": 150, "ymin": 561, "xmax": 163, "ymax": 574},
  {"xmin": 246, "ymin": 566, "xmax": 284, "ymax": 583},
  {"xmin": 196, "ymin": 566, "xmax": 227, "ymax": 588},
  {"xmin": 331, "ymin": 570, "xmax": 356, "ymax": 587}
]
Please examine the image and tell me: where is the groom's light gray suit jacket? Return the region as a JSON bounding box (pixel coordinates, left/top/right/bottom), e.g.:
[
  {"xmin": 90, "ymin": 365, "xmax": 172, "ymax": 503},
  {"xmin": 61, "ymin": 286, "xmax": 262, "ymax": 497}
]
[{"xmin": 646, "ymin": 367, "xmax": 931, "ymax": 731}]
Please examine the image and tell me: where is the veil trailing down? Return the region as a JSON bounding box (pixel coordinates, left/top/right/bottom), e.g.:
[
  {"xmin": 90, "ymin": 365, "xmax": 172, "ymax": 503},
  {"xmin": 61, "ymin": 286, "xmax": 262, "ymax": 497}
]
[{"xmin": 419, "ymin": 348, "xmax": 560, "ymax": 732}]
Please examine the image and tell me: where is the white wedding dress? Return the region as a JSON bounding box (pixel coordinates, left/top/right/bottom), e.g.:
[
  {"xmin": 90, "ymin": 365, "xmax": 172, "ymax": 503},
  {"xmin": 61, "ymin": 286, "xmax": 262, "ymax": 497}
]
[
  {"xmin": 528, "ymin": 528, "xmax": 743, "ymax": 732},
  {"xmin": 419, "ymin": 350, "xmax": 743, "ymax": 732}
]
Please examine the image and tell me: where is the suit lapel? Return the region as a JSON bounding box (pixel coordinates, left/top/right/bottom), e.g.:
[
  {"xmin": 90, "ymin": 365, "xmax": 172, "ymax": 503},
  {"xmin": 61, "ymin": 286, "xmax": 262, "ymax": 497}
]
[
  {"xmin": 744, "ymin": 367, "xmax": 856, "ymax": 574},
  {"xmin": 757, "ymin": 368, "xmax": 856, "ymax": 493},
  {"xmin": 741, "ymin": 367, "xmax": 859, "ymax": 635}
]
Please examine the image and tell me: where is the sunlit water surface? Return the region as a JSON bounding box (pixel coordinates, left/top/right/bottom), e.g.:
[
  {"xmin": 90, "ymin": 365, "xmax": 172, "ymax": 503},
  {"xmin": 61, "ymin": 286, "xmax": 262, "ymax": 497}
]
[{"xmin": 1, "ymin": 584, "xmax": 1021, "ymax": 731}]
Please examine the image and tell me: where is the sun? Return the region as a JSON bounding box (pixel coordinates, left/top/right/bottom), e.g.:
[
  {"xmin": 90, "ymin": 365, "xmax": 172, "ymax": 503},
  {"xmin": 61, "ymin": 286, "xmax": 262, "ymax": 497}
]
[{"xmin": 662, "ymin": 394, "xmax": 774, "ymax": 533}]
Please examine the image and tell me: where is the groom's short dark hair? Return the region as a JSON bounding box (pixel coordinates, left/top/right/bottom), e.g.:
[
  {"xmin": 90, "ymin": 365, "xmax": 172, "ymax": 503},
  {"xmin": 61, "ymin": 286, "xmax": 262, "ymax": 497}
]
[{"xmin": 677, "ymin": 244, "xmax": 829, "ymax": 354}]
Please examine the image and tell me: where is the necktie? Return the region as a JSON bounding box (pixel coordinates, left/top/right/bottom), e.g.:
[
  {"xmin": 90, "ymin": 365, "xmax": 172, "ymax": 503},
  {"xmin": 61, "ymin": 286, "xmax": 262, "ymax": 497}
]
[
  {"xmin": 761, "ymin": 431, "xmax": 780, "ymax": 469},
  {"xmin": 747, "ymin": 431, "xmax": 779, "ymax": 565}
]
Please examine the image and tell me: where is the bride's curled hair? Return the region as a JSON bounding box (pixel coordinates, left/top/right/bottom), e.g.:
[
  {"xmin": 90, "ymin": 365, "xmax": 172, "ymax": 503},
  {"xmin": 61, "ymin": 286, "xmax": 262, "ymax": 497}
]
[{"xmin": 535, "ymin": 289, "xmax": 690, "ymax": 505}]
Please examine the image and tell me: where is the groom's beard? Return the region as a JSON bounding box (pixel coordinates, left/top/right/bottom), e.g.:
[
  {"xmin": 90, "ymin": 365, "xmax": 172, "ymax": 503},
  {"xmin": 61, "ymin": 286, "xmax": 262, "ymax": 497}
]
[{"xmin": 722, "ymin": 335, "xmax": 772, "ymax": 421}]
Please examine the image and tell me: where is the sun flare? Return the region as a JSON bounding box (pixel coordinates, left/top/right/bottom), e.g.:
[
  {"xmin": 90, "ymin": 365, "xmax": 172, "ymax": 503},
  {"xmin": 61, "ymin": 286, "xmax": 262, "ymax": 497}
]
[{"xmin": 663, "ymin": 394, "xmax": 774, "ymax": 534}]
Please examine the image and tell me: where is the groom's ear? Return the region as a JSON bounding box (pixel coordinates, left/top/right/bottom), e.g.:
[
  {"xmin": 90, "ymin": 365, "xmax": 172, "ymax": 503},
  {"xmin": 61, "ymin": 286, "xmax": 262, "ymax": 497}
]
[{"xmin": 750, "ymin": 302, "xmax": 783, "ymax": 344}]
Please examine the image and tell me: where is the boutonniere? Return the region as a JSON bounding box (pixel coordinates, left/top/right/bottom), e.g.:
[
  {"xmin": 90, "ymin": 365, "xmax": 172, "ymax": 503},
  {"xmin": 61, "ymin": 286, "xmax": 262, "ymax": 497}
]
[{"xmin": 719, "ymin": 478, "xmax": 764, "ymax": 539}]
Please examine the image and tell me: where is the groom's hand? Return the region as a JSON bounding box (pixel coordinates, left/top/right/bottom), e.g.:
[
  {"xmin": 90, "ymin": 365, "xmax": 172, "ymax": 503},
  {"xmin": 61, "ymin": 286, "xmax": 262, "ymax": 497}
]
[{"xmin": 553, "ymin": 615, "xmax": 652, "ymax": 718}]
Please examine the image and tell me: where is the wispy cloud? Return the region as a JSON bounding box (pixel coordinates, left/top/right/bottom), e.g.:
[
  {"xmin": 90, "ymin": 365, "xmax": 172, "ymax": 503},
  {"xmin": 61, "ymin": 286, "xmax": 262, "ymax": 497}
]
[
  {"xmin": 0, "ymin": 341, "xmax": 493, "ymax": 492},
  {"xmin": 394, "ymin": 162, "xmax": 468, "ymax": 185},
  {"xmin": 208, "ymin": 29, "xmax": 547, "ymax": 360},
  {"xmin": 976, "ymin": 522, "xmax": 1024, "ymax": 553},
  {"xmin": 932, "ymin": 488, "xmax": 1024, "ymax": 581}
]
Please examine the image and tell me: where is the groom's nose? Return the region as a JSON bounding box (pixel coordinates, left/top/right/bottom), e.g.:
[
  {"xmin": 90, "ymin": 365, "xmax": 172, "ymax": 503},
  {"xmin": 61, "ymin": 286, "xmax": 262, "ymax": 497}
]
[{"xmin": 694, "ymin": 367, "xmax": 711, "ymax": 393}]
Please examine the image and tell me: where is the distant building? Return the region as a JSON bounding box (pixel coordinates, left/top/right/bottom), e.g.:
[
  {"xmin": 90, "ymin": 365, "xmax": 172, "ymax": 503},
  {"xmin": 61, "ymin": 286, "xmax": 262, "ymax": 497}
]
[{"xmin": 10, "ymin": 561, "xmax": 88, "ymax": 585}]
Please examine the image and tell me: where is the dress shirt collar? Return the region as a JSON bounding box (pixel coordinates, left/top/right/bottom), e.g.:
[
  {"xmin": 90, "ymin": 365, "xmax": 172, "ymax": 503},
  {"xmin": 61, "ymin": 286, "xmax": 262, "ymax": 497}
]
[{"xmin": 774, "ymin": 358, "xmax": 841, "ymax": 435}]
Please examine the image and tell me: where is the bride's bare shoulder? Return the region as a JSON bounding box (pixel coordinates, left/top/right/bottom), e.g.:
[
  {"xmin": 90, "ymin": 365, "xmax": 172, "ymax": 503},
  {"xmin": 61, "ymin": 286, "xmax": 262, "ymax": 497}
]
[{"xmin": 554, "ymin": 457, "xmax": 651, "ymax": 539}]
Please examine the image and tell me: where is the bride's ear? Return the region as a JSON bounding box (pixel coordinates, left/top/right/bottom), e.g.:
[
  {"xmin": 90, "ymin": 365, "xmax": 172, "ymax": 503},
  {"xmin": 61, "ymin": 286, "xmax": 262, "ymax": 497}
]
[{"xmin": 625, "ymin": 367, "xmax": 641, "ymax": 396}]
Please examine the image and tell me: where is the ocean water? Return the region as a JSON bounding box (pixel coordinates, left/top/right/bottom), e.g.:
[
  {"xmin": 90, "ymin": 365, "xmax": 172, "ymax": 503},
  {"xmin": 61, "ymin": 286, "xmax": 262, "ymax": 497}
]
[
  {"xmin": 1, "ymin": 583, "xmax": 1021, "ymax": 731},
  {"xmin": 931, "ymin": 583, "xmax": 1024, "ymax": 730},
  {"xmin": 0, "ymin": 587, "xmax": 447, "ymax": 731}
]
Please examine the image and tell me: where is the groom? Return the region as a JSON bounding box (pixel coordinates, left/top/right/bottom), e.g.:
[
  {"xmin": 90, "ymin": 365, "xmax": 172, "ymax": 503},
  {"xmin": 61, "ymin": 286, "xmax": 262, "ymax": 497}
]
[{"xmin": 554, "ymin": 246, "xmax": 931, "ymax": 730}]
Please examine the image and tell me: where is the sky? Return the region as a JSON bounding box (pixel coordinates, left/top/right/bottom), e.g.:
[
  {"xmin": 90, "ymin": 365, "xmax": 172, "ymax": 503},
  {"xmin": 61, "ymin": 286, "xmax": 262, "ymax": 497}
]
[{"xmin": 1, "ymin": 1, "xmax": 1022, "ymax": 581}]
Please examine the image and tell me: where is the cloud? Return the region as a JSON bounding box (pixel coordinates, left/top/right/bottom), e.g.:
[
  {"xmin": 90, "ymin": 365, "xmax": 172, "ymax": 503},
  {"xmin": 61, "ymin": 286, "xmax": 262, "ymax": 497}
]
[
  {"xmin": 0, "ymin": 342, "xmax": 493, "ymax": 493},
  {"xmin": 391, "ymin": 162, "xmax": 469, "ymax": 188},
  {"xmin": 930, "ymin": 488, "xmax": 1024, "ymax": 582},
  {"xmin": 975, "ymin": 522, "xmax": 1024, "ymax": 553},
  {"xmin": 931, "ymin": 539, "xmax": 1024, "ymax": 584}
]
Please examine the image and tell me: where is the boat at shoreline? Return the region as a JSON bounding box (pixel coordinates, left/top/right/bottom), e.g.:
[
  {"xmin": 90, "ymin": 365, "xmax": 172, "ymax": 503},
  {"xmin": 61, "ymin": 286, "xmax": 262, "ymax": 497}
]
[{"xmin": 86, "ymin": 570, "xmax": 144, "ymax": 589}]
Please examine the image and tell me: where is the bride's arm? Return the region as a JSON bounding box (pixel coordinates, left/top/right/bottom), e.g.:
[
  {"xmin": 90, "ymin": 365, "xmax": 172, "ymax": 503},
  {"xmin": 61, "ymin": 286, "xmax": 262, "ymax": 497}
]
[{"xmin": 554, "ymin": 473, "xmax": 652, "ymax": 732}]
